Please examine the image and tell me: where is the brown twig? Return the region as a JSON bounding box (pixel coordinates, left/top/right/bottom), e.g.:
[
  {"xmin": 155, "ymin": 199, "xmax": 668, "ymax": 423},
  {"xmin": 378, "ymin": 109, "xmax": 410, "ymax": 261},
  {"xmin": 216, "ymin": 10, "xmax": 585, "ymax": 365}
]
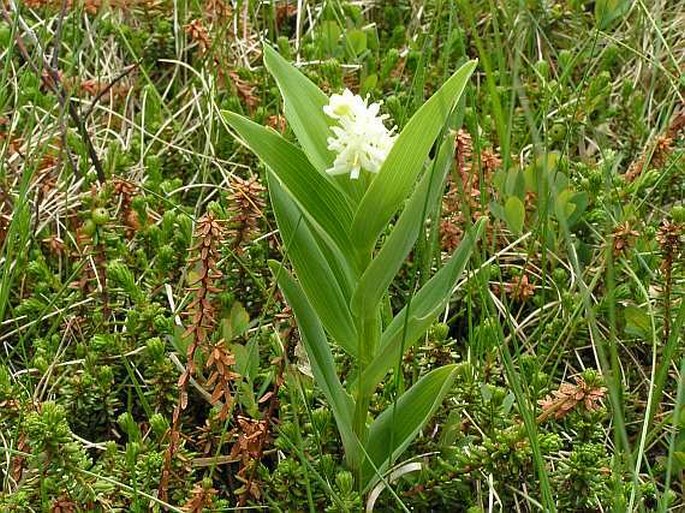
[{"xmin": 82, "ymin": 63, "xmax": 139, "ymax": 120}]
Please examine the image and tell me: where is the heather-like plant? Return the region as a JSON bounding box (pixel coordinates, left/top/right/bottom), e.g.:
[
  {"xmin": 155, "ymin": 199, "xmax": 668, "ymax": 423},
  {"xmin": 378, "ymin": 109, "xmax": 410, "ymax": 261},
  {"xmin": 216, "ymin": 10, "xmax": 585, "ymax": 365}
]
[{"xmin": 223, "ymin": 45, "xmax": 483, "ymax": 490}]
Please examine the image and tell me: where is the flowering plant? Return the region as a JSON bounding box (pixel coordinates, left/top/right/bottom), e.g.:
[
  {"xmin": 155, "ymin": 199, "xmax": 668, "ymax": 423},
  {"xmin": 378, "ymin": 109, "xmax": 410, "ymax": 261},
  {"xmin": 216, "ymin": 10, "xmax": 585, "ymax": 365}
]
[{"xmin": 223, "ymin": 45, "xmax": 482, "ymax": 492}]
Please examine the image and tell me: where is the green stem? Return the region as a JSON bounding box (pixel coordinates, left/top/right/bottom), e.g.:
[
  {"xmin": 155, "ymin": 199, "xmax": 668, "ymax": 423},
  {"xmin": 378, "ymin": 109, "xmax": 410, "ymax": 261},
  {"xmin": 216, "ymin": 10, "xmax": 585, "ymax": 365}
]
[{"xmin": 352, "ymin": 311, "xmax": 380, "ymax": 485}]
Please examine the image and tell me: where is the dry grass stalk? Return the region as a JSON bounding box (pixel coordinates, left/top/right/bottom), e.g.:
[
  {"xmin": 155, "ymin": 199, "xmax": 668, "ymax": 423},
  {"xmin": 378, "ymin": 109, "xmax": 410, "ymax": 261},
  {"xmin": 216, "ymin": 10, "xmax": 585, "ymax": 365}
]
[
  {"xmin": 185, "ymin": 19, "xmax": 212, "ymax": 54},
  {"xmin": 439, "ymin": 130, "xmax": 473, "ymax": 252},
  {"xmin": 79, "ymin": 78, "xmax": 130, "ymax": 100},
  {"xmin": 656, "ymin": 219, "xmax": 683, "ymax": 341},
  {"xmin": 227, "ymin": 71, "xmax": 259, "ymax": 113},
  {"xmin": 454, "ymin": 128, "xmax": 473, "ymax": 184},
  {"xmin": 112, "ymin": 178, "xmax": 143, "ymax": 237},
  {"xmin": 656, "ymin": 219, "xmax": 684, "ymax": 259},
  {"xmin": 23, "ymin": 0, "xmax": 161, "ymax": 14},
  {"xmin": 230, "ymin": 416, "xmax": 269, "ymax": 503},
  {"xmin": 266, "ymin": 114, "xmax": 287, "ymax": 134},
  {"xmin": 503, "ymin": 274, "xmax": 536, "ymax": 302},
  {"xmin": 50, "ymin": 496, "xmax": 77, "ymax": 513},
  {"xmin": 204, "ymin": 339, "xmax": 240, "ymax": 420},
  {"xmin": 230, "ymin": 338, "xmax": 288, "ymax": 506}
]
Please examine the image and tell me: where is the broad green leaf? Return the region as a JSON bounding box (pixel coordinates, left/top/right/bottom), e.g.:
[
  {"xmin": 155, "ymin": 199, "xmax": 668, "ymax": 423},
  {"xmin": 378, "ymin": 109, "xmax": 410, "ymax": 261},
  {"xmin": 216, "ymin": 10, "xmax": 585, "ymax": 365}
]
[
  {"xmin": 262, "ymin": 45, "xmax": 334, "ymax": 174},
  {"xmin": 232, "ymin": 338, "xmax": 259, "ymax": 382},
  {"xmin": 271, "ymin": 262, "xmax": 360, "ymax": 467},
  {"xmin": 505, "ymin": 168, "xmax": 526, "ymax": 198},
  {"xmin": 595, "ymin": 0, "xmax": 632, "ymax": 30},
  {"xmin": 565, "ymin": 191, "xmax": 588, "ymax": 227},
  {"xmin": 350, "ymin": 131, "xmax": 455, "ymax": 317},
  {"xmin": 223, "ymin": 111, "xmax": 358, "ymax": 275},
  {"xmin": 361, "ymin": 365, "xmax": 459, "ymax": 489},
  {"xmin": 489, "ymin": 200, "xmax": 505, "ymax": 221},
  {"xmin": 351, "ymin": 60, "xmax": 477, "ymax": 255},
  {"xmin": 221, "ymin": 302, "xmax": 250, "ymax": 341},
  {"xmin": 359, "ymin": 219, "xmax": 485, "ymax": 395},
  {"xmin": 269, "ymin": 173, "xmax": 358, "ymax": 355},
  {"xmin": 319, "ymin": 21, "xmax": 341, "ymax": 55},
  {"xmin": 523, "ymin": 164, "xmax": 538, "ymax": 193},
  {"xmin": 523, "ymin": 152, "xmax": 560, "ymax": 193},
  {"xmin": 345, "ymin": 29, "xmax": 367, "ymax": 57},
  {"xmin": 554, "ymin": 189, "xmax": 577, "ymax": 221},
  {"xmin": 504, "ymin": 196, "xmax": 525, "ymax": 235},
  {"xmin": 623, "ymin": 304, "xmax": 651, "ymax": 339},
  {"xmin": 230, "ymin": 302, "xmax": 250, "ymax": 337},
  {"xmin": 311, "ymin": 229, "xmax": 356, "ymax": 301}
]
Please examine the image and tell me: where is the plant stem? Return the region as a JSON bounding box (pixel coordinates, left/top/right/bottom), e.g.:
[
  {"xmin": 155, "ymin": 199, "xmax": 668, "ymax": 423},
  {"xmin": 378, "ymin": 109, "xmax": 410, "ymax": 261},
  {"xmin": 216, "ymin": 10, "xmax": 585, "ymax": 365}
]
[{"xmin": 352, "ymin": 311, "xmax": 380, "ymax": 485}]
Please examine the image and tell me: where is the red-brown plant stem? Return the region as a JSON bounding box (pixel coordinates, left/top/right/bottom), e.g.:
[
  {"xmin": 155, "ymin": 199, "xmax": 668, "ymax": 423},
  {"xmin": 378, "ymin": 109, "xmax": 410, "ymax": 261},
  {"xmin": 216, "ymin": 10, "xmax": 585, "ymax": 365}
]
[
  {"xmin": 236, "ymin": 346, "xmax": 287, "ymax": 506},
  {"xmin": 657, "ymin": 220, "xmax": 683, "ymax": 342},
  {"xmin": 159, "ymin": 213, "xmax": 224, "ymax": 501}
]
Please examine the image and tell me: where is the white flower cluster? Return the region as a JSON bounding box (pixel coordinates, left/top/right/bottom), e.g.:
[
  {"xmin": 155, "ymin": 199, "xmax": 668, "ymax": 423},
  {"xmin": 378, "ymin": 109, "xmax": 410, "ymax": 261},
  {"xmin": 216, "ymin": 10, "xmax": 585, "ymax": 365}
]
[{"xmin": 323, "ymin": 89, "xmax": 396, "ymax": 180}]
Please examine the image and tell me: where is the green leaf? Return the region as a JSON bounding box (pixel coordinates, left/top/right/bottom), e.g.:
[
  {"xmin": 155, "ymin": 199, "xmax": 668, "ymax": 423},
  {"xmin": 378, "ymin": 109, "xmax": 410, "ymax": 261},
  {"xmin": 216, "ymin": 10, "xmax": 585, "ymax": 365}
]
[
  {"xmin": 231, "ymin": 302, "xmax": 250, "ymax": 337},
  {"xmin": 523, "ymin": 152, "xmax": 560, "ymax": 193},
  {"xmin": 351, "ymin": 132, "xmax": 455, "ymax": 317},
  {"xmin": 268, "ymin": 173, "xmax": 358, "ymax": 355},
  {"xmin": 505, "ymin": 168, "xmax": 526, "ymax": 198},
  {"xmin": 222, "ymin": 111, "xmax": 358, "ymax": 274},
  {"xmin": 595, "ymin": 0, "xmax": 632, "ymax": 30},
  {"xmin": 319, "ymin": 21, "xmax": 341, "ymax": 55},
  {"xmin": 504, "ymin": 196, "xmax": 525, "ymax": 235},
  {"xmin": 351, "ymin": 60, "xmax": 477, "ymax": 255},
  {"xmin": 565, "ymin": 191, "xmax": 588, "ymax": 227},
  {"xmin": 554, "ymin": 189, "xmax": 577, "ymax": 221},
  {"xmin": 271, "ymin": 262, "xmax": 360, "ymax": 468},
  {"xmin": 221, "ymin": 302, "xmax": 250, "ymax": 341},
  {"xmin": 233, "ymin": 338, "xmax": 259, "ymax": 382},
  {"xmin": 236, "ymin": 381, "xmax": 258, "ymax": 417},
  {"xmin": 361, "ymin": 73, "xmax": 378, "ymax": 96},
  {"xmin": 673, "ymin": 451, "xmax": 685, "ymax": 472},
  {"xmin": 623, "ymin": 304, "xmax": 651, "ymax": 339},
  {"xmin": 345, "ymin": 29, "xmax": 367, "ymax": 56},
  {"xmin": 489, "ymin": 201, "xmax": 505, "ymax": 221},
  {"xmin": 361, "ymin": 365, "xmax": 459, "ymax": 489},
  {"xmin": 359, "ymin": 219, "xmax": 485, "ymax": 395},
  {"xmin": 262, "ymin": 44, "xmax": 334, "ymax": 174}
]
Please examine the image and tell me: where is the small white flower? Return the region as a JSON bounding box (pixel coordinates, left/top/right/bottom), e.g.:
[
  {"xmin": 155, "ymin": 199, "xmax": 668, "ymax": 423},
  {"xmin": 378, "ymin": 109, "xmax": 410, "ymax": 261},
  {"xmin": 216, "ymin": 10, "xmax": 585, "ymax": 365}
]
[{"xmin": 323, "ymin": 89, "xmax": 396, "ymax": 180}]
